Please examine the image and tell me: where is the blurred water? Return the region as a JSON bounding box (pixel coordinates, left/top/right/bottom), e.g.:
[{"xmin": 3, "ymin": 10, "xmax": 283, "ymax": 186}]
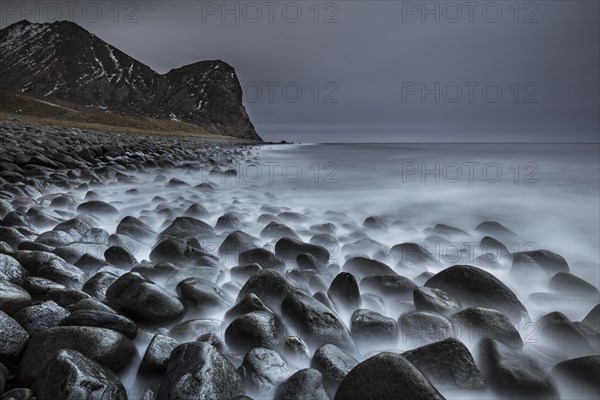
[{"xmin": 80, "ymin": 142, "xmax": 599, "ymax": 399}]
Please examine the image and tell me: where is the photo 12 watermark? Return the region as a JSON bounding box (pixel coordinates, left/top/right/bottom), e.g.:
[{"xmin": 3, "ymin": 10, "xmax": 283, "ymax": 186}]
[
  {"xmin": 243, "ymin": 82, "xmax": 340, "ymax": 104},
  {"xmin": 200, "ymin": 1, "xmax": 340, "ymax": 24},
  {"xmin": 401, "ymin": 82, "xmax": 540, "ymax": 104},
  {"xmin": 1, "ymin": 1, "xmax": 141, "ymax": 24},
  {"xmin": 400, "ymin": 161, "xmax": 540, "ymax": 184},
  {"xmin": 400, "ymin": 1, "xmax": 541, "ymax": 24}
]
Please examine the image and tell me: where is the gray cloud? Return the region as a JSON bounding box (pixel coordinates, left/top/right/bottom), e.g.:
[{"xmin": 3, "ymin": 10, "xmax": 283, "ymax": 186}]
[{"xmin": 2, "ymin": 0, "xmax": 598, "ymax": 142}]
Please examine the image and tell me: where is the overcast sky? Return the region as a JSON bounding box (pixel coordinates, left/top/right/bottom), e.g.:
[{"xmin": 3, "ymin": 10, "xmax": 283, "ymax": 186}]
[{"xmin": 2, "ymin": 1, "xmax": 599, "ymax": 142}]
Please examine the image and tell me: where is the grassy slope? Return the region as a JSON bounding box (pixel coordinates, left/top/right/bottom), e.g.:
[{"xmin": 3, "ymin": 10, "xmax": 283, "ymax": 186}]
[{"xmin": 0, "ymin": 90, "xmax": 254, "ymax": 140}]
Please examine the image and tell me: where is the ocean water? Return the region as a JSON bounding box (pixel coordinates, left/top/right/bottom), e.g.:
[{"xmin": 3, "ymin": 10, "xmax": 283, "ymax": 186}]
[{"xmin": 86, "ymin": 142, "xmax": 599, "ymax": 399}]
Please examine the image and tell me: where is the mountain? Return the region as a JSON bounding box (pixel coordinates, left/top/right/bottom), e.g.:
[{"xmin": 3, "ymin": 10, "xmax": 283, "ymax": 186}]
[{"xmin": 0, "ymin": 20, "xmax": 261, "ymax": 140}]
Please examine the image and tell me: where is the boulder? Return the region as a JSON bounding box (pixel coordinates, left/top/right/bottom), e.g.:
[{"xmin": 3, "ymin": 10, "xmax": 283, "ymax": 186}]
[
  {"xmin": 479, "ymin": 338, "xmax": 558, "ymax": 398},
  {"xmin": 451, "ymin": 307, "xmax": 523, "ymax": 349},
  {"xmin": 38, "ymin": 349, "xmax": 127, "ymax": 400},
  {"xmin": 403, "ymin": 338, "xmax": 485, "ymax": 389},
  {"xmin": 106, "ymin": 272, "xmax": 184, "ymax": 324},
  {"xmin": 334, "ymin": 352, "xmax": 445, "ymax": 400},
  {"xmin": 425, "ymin": 265, "xmax": 528, "ymax": 322},
  {"xmin": 18, "ymin": 326, "xmax": 135, "ymax": 388},
  {"xmin": 274, "ymin": 368, "xmax": 329, "ymax": 400},
  {"xmin": 225, "ymin": 311, "xmax": 287, "ymax": 354},
  {"xmin": 282, "ymin": 292, "xmax": 355, "ymax": 352},
  {"xmin": 157, "ymin": 342, "xmax": 243, "ymax": 400}
]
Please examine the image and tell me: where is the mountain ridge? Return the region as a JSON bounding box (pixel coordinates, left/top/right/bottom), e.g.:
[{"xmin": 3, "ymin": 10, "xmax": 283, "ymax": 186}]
[{"xmin": 0, "ymin": 19, "xmax": 261, "ymax": 140}]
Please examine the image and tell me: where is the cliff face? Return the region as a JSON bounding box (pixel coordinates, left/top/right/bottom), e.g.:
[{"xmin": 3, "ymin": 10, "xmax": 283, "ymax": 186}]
[{"xmin": 0, "ymin": 20, "xmax": 261, "ymax": 140}]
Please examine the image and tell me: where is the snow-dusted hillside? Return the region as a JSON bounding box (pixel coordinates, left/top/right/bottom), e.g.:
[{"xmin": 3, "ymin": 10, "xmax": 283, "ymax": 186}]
[{"xmin": 0, "ymin": 20, "xmax": 260, "ymax": 140}]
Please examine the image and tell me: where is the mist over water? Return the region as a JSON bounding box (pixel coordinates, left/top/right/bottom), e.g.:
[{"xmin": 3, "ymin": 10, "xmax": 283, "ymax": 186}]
[{"xmin": 71, "ymin": 143, "xmax": 599, "ymax": 399}]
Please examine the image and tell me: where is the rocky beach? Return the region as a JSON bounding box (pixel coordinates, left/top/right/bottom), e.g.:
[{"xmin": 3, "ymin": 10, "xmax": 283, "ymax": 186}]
[{"xmin": 0, "ymin": 121, "xmax": 598, "ymax": 399}]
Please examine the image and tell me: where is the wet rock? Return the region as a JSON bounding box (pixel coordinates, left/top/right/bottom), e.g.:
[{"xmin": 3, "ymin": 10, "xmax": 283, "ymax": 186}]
[
  {"xmin": 168, "ymin": 319, "xmax": 223, "ymax": 342},
  {"xmin": 361, "ymin": 293, "xmax": 385, "ymax": 314},
  {"xmin": 433, "ymin": 224, "xmax": 471, "ymax": 238},
  {"xmin": 168, "ymin": 177, "xmax": 190, "ymax": 187},
  {"xmin": 334, "ymin": 352, "xmax": 445, "ymax": 400},
  {"xmin": 2, "ymin": 387, "xmax": 34, "ymax": 400},
  {"xmin": 225, "ymin": 293, "xmax": 272, "ymax": 323},
  {"xmin": 479, "ymin": 236, "xmax": 510, "ymax": 259},
  {"xmin": 242, "ymin": 347, "xmax": 295, "ymax": 395},
  {"xmin": 390, "ymin": 243, "xmax": 438, "ymax": 266},
  {"xmin": 219, "ymin": 231, "xmax": 259, "ymax": 261},
  {"xmin": 310, "ymin": 233, "xmax": 338, "ymax": 248},
  {"xmin": 510, "ymin": 253, "xmax": 551, "ymax": 284},
  {"xmin": 140, "ymin": 334, "xmax": 180, "ymax": 374},
  {"xmin": 0, "ymin": 279, "xmax": 31, "ymax": 315},
  {"xmin": 45, "ymin": 288, "xmax": 91, "ymax": 307},
  {"xmin": 537, "ymin": 312, "xmax": 598, "ymax": 357},
  {"xmin": 282, "ymin": 292, "xmax": 355, "ymax": 352},
  {"xmin": 238, "ymin": 248, "xmax": 284, "ymax": 271},
  {"xmin": 479, "ymin": 338, "xmax": 558, "ymax": 399},
  {"xmin": 363, "ymin": 216, "xmax": 388, "ymax": 230},
  {"xmin": 398, "ymin": 311, "xmax": 455, "ymax": 346},
  {"xmin": 512, "ymin": 250, "xmax": 569, "ymax": 274},
  {"xmin": 13, "ymin": 301, "xmax": 69, "ymax": 335},
  {"xmin": 0, "ymin": 310, "xmax": 29, "ymax": 364},
  {"xmin": 37, "ymin": 258, "xmax": 87, "ymax": 288},
  {"xmin": 159, "ymin": 217, "xmax": 214, "ymax": 240},
  {"xmin": 548, "ymin": 272, "xmax": 598, "ymax": 296},
  {"xmin": 451, "ymin": 307, "xmax": 522, "ymax": 349},
  {"xmin": 283, "ymin": 335, "xmax": 311, "ymax": 364},
  {"xmin": 75, "ymin": 253, "xmax": 112, "ymax": 273},
  {"xmin": 425, "ymin": 265, "xmax": 528, "ymax": 323},
  {"xmin": 311, "ymin": 343, "xmax": 358, "ymax": 394},
  {"xmin": 149, "ymin": 238, "xmax": 204, "ymax": 266},
  {"xmin": 0, "ymin": 227, "xmax": 27, "ymax": 249},
  {"xmin": 296, "ymin": 253, "xmax": 325, "ymax": 271},
  {"xmin": 0, "ymin": 253, "xmax": 28, "ymax": 286},
  {"xmin": 197, "ymin": 332, "xmax": 224, "ymax": 352},
  {"xmin": 413, "ymin": 287, "xmax": 461, "ymax": 316},
  {"xmin": 231, "ymin": 263, "xmax": 263, "ymax": 283},
  {"xmin": 165, "ymin": 266, "xmax": 223, "ymax": 292},
  {"xmin": 23, "ymin": 276, "xmax": 65, "ymax": 298},
  {"xmin": 310, "ymin": 223, "xmax": 336, "ymax": 234},
  {"xmin": 0, "ymin": 363, "xmax": 6, "ymax": 393},
  {"xmin": 552, "ymin": 355, "xmax": 599, "ymax": 395},
  {"xmin": 184, "ymin": 203, "xmax": 209, "ymax": 218},
  {"xmin": 274, "ymin": 368, "xmax": 329, "ymax": 400},
  {"xmin": 177, "ymin": 277, "xmax": 232, "ymax": 316},
  {"xmin": 237, "ymin": 269, "xmax": 306, "ymax": 312},
  {"xmin": 77, "ymin": 201, "xmax": 119, "ymax": 217},
  {"xmin": 261, "ymin": 222, "xmax": 300, "ymax": 241},
  {"xmin": 104, "ymin": 246, "xmax": 137, "ymax": 269},
  {"xmin": 275, "ymin": 237, "xmax": 329, "ymax": 264},
  {"xmin": 582, "ymin": 304, "xmax": 599, "ymax": 331},
  {"xmin": 403, "ymin": 338, "xmax": 485, "ymax": 389},
  {"xmin": 18, "ymin": 326, "xmax": 135, "ymax": 388},
  {"xmin": 215, "ymin": 212, "xmax": 244, "ymax": 232},
  {"xmin": 351, "ymin": 309, "xmax": 399, "ymax": 346},
  {"xmin": 82, "ymin": 271, "xmax": 118, "ymax": 300},
  {"xmin": 225, "ymin": 311, "xmax": 287, "ymax": 353},
  {"xmin": 475, "ymin": 221, "xmax": 517, "ymax": 239},
  {"xmin": 157, "ymin": 342, "xmax": 243, "ymax": 399},
  {"xmin": 61, "ymin": 309, "xmax": 137, "ymax": 339},
  {"xmin": 343, "ymin": 257, "xmax": 396, "ymax": 278},
  {"xmin": 413, "ymin": 272, "xmax": 434, "ymax": 286},
  {"xmin": 360, "ymin": 274, "xmax": 415, "ymax": 301},
  {"xmin": 116, "ymin": 216, "xmax": 155, "ymax": 241},
  {"xmin": 328, "ymin": 272, "xmax": 361, "ymax": 312},
  {"xmin": 54, "ymin": 216, "xmax": 95, "ymax": 238},
  {"xmin": 106, "ymin": 272, "xmax": 185, "ymax": 324},
  {"xmin": 38, "ymin": 349, "xmax": 127, "ymax": 400},
  {"xmin": 35, "ymin": 230, "xmax": 74, "ymax": 247}
]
